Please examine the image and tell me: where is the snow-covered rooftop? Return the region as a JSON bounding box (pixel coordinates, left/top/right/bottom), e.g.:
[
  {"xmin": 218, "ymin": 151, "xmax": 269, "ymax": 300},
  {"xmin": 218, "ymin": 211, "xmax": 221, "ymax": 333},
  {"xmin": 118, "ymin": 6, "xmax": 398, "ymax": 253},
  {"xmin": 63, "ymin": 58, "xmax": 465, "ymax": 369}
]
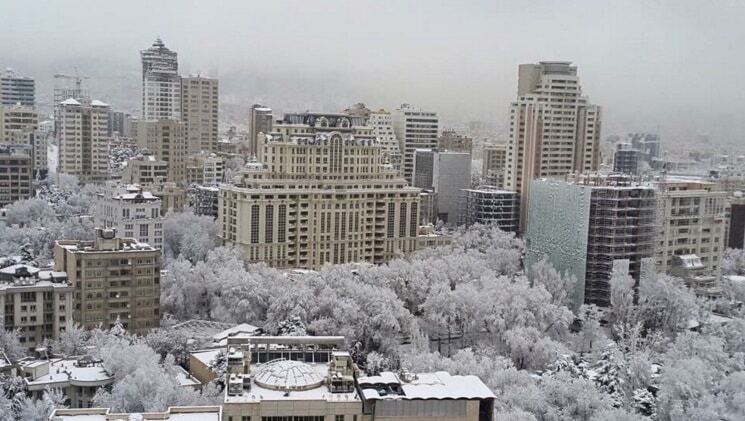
[
  {"xmin": 49, "ymin": 406, "xmax": 221, "ymax": 421},
  {"xmin": 211, "ymin": 323, "xmax": 259, "ymax": 347},
  {"xmin": 22, "ymin": 357, "xmax": 113, "ymax": 390},
  {"xmin": 60, "ymin": 98, "xmax": 80, "ymax": 106},
  {"xmin": 358, "ymin": 371, "xmax": 495, "ymax": 400}
]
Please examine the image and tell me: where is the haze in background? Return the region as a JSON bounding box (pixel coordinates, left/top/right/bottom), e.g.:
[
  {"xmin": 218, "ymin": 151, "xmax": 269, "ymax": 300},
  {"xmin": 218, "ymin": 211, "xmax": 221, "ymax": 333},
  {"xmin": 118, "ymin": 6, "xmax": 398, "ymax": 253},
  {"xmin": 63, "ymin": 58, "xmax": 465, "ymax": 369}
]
[{"xmin": 1, "ymin": 0, "xmax": 743, "ymax": 146}]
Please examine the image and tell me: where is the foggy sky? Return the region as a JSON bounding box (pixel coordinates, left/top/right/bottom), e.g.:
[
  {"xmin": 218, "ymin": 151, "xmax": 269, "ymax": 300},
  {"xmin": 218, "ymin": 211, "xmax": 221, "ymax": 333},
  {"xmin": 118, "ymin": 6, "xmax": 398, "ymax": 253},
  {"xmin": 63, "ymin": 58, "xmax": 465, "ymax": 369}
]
[{"xmin": 2, "ymin": 0, "xmax": 744, "ymax": 146}]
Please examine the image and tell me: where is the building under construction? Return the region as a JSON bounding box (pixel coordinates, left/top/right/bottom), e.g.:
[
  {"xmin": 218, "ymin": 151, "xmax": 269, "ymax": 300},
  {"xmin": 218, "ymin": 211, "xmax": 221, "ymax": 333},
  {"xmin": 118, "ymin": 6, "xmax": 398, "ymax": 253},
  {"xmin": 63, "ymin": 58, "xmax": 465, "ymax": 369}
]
[
  {"xmin": 525, "ymin": 174, "xmax": 657, "ymax": 307},
  {"xmin": 461, "ymin": 186, "xmax": 519, "ymax": 232}
]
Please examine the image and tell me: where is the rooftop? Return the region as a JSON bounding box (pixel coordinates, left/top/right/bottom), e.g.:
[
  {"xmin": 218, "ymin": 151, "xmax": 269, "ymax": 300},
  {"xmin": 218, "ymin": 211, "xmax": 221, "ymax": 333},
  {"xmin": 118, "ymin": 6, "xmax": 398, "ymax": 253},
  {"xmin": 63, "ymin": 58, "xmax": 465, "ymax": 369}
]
[
  {"xmin": 49, "ymin": 406, "xmax": 221, "ymax": 421},
  {"xmin": 22, "ymin": 357, "xmax": 113, "ymax": 390},
  {"xmin": 358, "ymin": 371, "xmax": 495, "ymax": 400}
]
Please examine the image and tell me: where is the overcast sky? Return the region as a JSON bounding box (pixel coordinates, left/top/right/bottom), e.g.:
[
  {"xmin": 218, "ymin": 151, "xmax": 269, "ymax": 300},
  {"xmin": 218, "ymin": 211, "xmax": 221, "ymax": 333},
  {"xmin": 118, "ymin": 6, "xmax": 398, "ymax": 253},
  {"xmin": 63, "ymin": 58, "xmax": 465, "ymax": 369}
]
[{"xmin": 2, "ymin": 0, "xmax": 743, "ymax": 145}]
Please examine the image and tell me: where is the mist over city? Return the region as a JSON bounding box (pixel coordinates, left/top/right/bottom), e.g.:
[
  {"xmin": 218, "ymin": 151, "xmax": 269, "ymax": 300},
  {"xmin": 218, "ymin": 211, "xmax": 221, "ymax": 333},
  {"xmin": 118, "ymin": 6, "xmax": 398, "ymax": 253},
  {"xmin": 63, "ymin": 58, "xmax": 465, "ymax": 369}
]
[{"xmin": 1, "ymin": 2, "xmax": 744, "ymax": 421}]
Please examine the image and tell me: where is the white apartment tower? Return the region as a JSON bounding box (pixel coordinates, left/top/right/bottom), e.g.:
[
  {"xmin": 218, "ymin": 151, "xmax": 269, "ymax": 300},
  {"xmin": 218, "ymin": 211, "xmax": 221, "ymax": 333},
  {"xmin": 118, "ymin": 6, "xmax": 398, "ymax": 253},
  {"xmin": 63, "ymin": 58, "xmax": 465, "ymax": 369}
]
[
  {"xmin": 58, "ymin": 98, "xmax": 110, "ymax": 183},
  {"xmin": 181, "ymin": 75, "xmax": 218, "ymax": 154},
  {"xmin": 140, "ymin": 39, "xmax": 180, "ymax": 120},
  {"xmin": 368, "ymin": 109, "xmax": 403, "ymax": 172},
  {"xmin": 392, "ymin": 104, "xmax": 439, "ymax": 184},
  {"xmin": 505, "ymin": 62, "xmax": 601, "ymax": 232}
]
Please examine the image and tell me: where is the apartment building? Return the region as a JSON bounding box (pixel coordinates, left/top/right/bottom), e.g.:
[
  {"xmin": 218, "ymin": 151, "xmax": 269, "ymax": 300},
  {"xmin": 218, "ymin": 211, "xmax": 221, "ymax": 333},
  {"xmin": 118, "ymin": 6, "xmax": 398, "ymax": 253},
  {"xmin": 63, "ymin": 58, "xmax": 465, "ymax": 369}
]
[
  {"xmin": 438, "ymin": 129, "xmax": 473, "ymax": 154},
  {"xmin": 122, "ymin": 153, "xmax": 169, "ymax": 185},
  {"xmin": 525, "ymin": 175, "xmax": 656, "ymax": 307},
  {"xmin": 54, "ymin": 228, "xmax": 161, "ymax": 334},
  {"xmin": 21, "ymin": 356, "xmax": 112, "ymax": 408},
  {"xmin": 1, "ymin": 68, "xmax": 35, "ymax": 106},
  {"xmin": 481, "ymin": 144, "xmax": 507, "ymax": 188},
  {"xmin": 181, "ymin": 75, "xmax": 218, "ymax": 154},
  {"xmin": 220, "ymin": 112, "xmax": 421, "ymax": 269},
  {"xmin": 186, "ymin": 152, "xmax": 224, "ymax": 185},
  {"xmin": 95, "ymin": 183, "xmax": 164, "ymax": 248},
  {"xmin": 653, "ymin": 177, "xmax": 728, "ymax": 277},
  {"xmin": 58, "ymin": 98, "xmax": 110, "ymax": 183},
  {"xmin": 613, "ymin": 142, "xmax": 642, "ymax": 175},
  {"xmin": 505, "ymin": 62, "xmax": 601, "ymax": 232},
  {"xmin": 392, "ymin": 104, "xmax": 439, "ymax": 183},
  {"xmin": 347, "ymin": 103, "xmax": 403, "ymax": 173},
  {"xmin": 141, "ymin": 38, "xmax": 180, "ymax": 120},
  {"xmin": 131, "ymin": 119, "xmax": 187, "ymax": 183},
  {"xmin": 0, "ymin": 263, "xmax": 72, "ymax": 350},
  {"xmin": 0, "ymin": 104, "xmax": 38, "ymax": 144},
  {"xmin": 0, "ymin": 144, "xmax": 33, "ymax": 207},
  {"xmin": 248, "ymin": 104, "xmax": 273, "ymax": 157}
]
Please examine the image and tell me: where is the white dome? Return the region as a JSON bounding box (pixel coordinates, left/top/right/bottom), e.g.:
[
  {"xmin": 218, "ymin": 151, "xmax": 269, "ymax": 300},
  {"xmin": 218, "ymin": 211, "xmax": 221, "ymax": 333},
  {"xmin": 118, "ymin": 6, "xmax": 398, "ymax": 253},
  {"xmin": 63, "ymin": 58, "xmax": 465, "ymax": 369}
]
[{"xmin": 253, "ymin": 359, "xmax": 324, "ymax": 391}]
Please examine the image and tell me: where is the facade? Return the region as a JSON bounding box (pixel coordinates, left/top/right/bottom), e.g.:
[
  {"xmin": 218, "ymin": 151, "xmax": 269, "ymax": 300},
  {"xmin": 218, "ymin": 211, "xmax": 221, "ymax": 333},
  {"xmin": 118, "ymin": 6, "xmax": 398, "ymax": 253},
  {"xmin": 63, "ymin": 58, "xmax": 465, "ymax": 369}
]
[
  {"xmin": 131, "ymin": 119, "xmax": 187, "ymax": 183},
  {"xmin": 107, "ymin": 110, "xmax": 131, "ymax": 137},
  {"xmin": 186, "ymin": 152, "xmax": 224, "ymax": 185},
  {"xmin": 505, "ymin": 62, "xmax": 601, "ymax": 232},
  {"xmin": 613, "ymin": 142, "xmax": 641, "ymax": 175},
  {"xmin": 95, "ymin": 184, "xmax": 164, "ymax": 248},
  {"xmin": 627, "ymin": 132, "xmax": 660, "ymax": 164},
  {"xmin": 653, "ymin": 178, "xmax": 728, "ymax": 277},
  {"xmin": 28, "ymin": 131, "xmax": 47, "ymax": 179},
  {"xmin": 347, "ymin": 104, "xmax": 403, "ymax": 172},
  {"xmin": 58, "ymin": 98, "xmax": 110, "ymax": 183},
  {"xmin": 438, "ymin": 129, "xmax": 473, "ymax": 154},
  {"xmin": 1, "ymin": 69, "xmax": 35, "ymax": 106},
  {"xmin": 122, "ymin": 153, "xmax": 169, "ymax": 185},
  {"xmin": 189, "ymin": 185, "xmax": 219, "ymax": 218},
  {"xmin": 0, "ymin": 263, "xmax": 72, "ymax": 350},
  {"xmin": 181, "ymin": 75, "xmax": 219, "ymax": 154},
  {"xmin": 0, "ymin": 144, "xmax": 33, "ymax": 207},
  {"xmin": 21, "ymin": 356, "xmax": 112, "ymax": 408},
  {"xmin": 0, "ymin": 104, "xmax": 38, "ymax": 144},
  {"xmin": 220, "ymin": 336, "xmax": 494, "ymax": 421},
  {"xmin": 728, "ymin": 196, "xmax": 745, "ymax": 249},
  {"xmin": 525, "ymin": 176, "xmax": 657, "ymax": 307},
  {"xmin": 150, "ymin": 181, "xmax": 186, "ymax": 215},
  {"xmin": 481, "ymin": 144, "xmax": 507, "ymax": 188},
  {"xmin": 50, "ymin": 407, "xmax": 222, "ymax": 420},
  {"xmin": 462, "ymin": 187, "xmax": 519, "ymax": 232},
  {"xmin": 392, "ymin": 104, "xmax": 439, "ymax": 183},
  {"xmin": 248, "ymin": 104, "xmax": 273, "ymax": 157},
  {"xmin": 220, "ymin": 114, "xmax": 421, "ymax": 270},
  {"xmin": 413, "ymin": 149, "xmax": 471, "ymax": 225},
  {"xmin": 669, "ymin": 254, "xmax": 721, "ymax": 297},
  {"xmin": 141, "ymin": 38, "xmax": 180, "ymax": 120},
  {"xmin": 54, "ymin": 228, "xmax": 162, "ymax": 334}
]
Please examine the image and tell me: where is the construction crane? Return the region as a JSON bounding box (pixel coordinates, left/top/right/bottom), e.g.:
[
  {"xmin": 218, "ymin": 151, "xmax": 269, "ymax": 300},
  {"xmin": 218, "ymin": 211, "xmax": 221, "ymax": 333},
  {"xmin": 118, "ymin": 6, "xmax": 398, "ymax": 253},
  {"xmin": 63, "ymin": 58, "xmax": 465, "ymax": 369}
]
[{"xmin": 53, "ymin": 67, "xmax": 89, "ymax": 91}]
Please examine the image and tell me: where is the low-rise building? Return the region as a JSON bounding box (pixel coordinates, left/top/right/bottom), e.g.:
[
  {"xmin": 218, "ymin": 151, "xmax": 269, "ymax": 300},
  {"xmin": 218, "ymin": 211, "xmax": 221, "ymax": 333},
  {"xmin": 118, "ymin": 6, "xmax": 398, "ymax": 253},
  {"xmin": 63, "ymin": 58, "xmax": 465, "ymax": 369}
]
[
  {"xmin": 462, "ymin": 187, "xmax": 519, "ymax": 232},
  {"xmin": 53, "ymin": 228, "xmax": 161, "ymax": 334},
  {"xmin": 0, "ymin": 263, "xmax": 72, "ymax": 350},
  {"xmin": 669, "ymin": 254, "xmax": 721, "ymax": 298},
  {"xmin": 188, "ymin": 185, "xmax": 219, "ymax": 217},
  {"xmin": 21, "ymin": 356, "xmax": 113, "ymax": 408},
  {"xmin": 122, "ymin": 153, "xmax": 169, "ymax": 185},
  {"xmin": 481, "ymin": 144, "xmax": 506, "ymax": 188},
  {"xmin": 95, "ymin": 184, "xmax": 163, "ymax": 248},
  {"xmin": 50, "ymin": 406, "xmax": 222, "ymax": 420},
  {"xmin": 186, "ymin": 152, "xmax": 223, "ymax": 185},
  {"xmin": 438, "ymin": 129, "xmax": 473, "ymax": 154}
]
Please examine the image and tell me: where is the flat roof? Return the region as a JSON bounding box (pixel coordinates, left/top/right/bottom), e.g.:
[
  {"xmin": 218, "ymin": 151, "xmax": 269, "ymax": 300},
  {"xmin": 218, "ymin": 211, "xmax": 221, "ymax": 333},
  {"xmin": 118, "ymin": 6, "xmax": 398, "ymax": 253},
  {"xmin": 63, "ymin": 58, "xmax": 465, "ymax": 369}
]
[{"xmin": 358, "ymin": 371, "xmax": 495, "ymax": 400}]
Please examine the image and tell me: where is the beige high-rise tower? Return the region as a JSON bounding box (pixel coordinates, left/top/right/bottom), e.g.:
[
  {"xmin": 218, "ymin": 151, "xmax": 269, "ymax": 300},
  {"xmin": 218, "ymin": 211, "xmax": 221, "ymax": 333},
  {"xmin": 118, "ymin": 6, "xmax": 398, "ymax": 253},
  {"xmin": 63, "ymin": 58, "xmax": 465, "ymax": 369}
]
[
  {"xmin": 131, "ymin": 119, "xmax": 187, "ymax": 183},
  {"xmin": 181, "ymin": 75, "xmax": 218, "ymax": 154},
  {"xmin": 58, "ymin": 98, "xmax": 110, "ymax": 183},
  {"xmin": 505, "ymin": 61, "xmax": 601, "ymax": 232}
]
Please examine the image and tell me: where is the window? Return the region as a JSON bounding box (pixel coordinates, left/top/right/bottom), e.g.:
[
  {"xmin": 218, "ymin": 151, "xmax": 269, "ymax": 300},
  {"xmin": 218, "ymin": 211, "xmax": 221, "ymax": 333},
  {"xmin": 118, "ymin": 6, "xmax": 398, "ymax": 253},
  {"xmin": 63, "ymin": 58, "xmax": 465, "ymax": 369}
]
[
  {"xmin": 387, "ymin": 203, "xmax": 395, "ymax": 238},
  {"xmin": 265, "ymin": 205, "xmax": 274, "ymax": 243},
  {"xmin": 250, "ymin": 205, "xmax": 260, "ymax": 244}
]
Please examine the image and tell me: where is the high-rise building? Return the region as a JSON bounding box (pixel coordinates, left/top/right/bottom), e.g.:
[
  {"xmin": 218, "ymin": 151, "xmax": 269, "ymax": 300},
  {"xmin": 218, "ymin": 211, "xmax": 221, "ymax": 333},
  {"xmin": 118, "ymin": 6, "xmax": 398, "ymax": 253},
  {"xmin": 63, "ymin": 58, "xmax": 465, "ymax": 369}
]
[
  {"xmin": 627, "ymin": 133, "xmax": 661, "ymax": 164},
  {"xmin": 140, "ymin": 38, "xmax": 180, "ymax": 120},
  {"xmin": 95, "ymin": 184, "xmax": 164, "ymax": 248},
  {"xmin": 462, "ymin": 187, "xmax": 519, "ymax": 233},
  {"xmin": 220, "ymin": 112, "xmax": 421, "ymax": 269},
  {"xmin": 54, "ymin": 228, "xmax": 161, "ymax": 334},
  {"xmin": 438, "ymin": 129, "xmax": 473, "ymax": 154},
  {"xmin": 248, "ymin": 104, "xmax": 272, "ymax": 157},
  {"xmin": 0, "ymin": 262, "xmax": 72, "ymax": 350},
  {"xmin": 505, "ymin": 62, "xmax": 601, "ymax": 232},
  {"xmin": 131, "ymin": 119, "xmax": 187, "ymax": 183},
  {"xmin": 392, "ymin": 104, "xmax": 439, "ymax": 183},
  {"xmin": 413, "ymin": 149, "xmax": 471, "ymax": 225},
  {"xmin": 613, "ymin": 142, "xmax": 641, "ymax": 175},
  {"xmin": 653, "ymin": 178, "xmax": 728, "ymax": 277},
  {"xmin": 1, "ymin": 69, "xmax": 35, "ymax": 106},
  {"xmin": 0, "ymin": 145, "xmax": 33, "ymax": 207},
  {"xmin": 0, "ymin": 104, "xmax": 38, "ymax": 144},
  {"xmin": 181, "ymin": 75, "xmax": 218, "ymax": 154},
  {"xmin": 525, "ymin": 176, "xmax": 656, "ymax": 307},
  {"xmin": 346, "ymin": 103, "xmax": 403, "ymax": 172},
  {"xmin": 107, "ymin": 110, "xmax": 131, "ymax": 137},
  {"xmin": 728, "ymin": 196, "xmax": 745, "ymax": 250},
  {"xmin": 57, "ymin": 98, "xmax": 110, "ymax": 183},
  {"xmin": 481, "ymin": 144, "xmax": 507, "ymax": 188}
]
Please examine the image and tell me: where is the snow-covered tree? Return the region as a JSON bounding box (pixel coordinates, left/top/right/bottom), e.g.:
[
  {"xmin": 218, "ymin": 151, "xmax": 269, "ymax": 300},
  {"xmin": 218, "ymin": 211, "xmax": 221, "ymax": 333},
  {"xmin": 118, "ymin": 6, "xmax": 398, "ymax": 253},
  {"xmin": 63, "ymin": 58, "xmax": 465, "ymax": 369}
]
[
  {"xmin": 52, "ymin": 322, "xmax": 88, "ymax": 356},
  {"xmin": 722, "ymin": 248, "xmax": 745, "ymax": 276},
  {"xmin": 0, "ymin": 327, "xmax": 26, "ymax": 362},
  {"xmin": 162, "ymin": 211, "xmax": 218, "ymax": 263}
]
